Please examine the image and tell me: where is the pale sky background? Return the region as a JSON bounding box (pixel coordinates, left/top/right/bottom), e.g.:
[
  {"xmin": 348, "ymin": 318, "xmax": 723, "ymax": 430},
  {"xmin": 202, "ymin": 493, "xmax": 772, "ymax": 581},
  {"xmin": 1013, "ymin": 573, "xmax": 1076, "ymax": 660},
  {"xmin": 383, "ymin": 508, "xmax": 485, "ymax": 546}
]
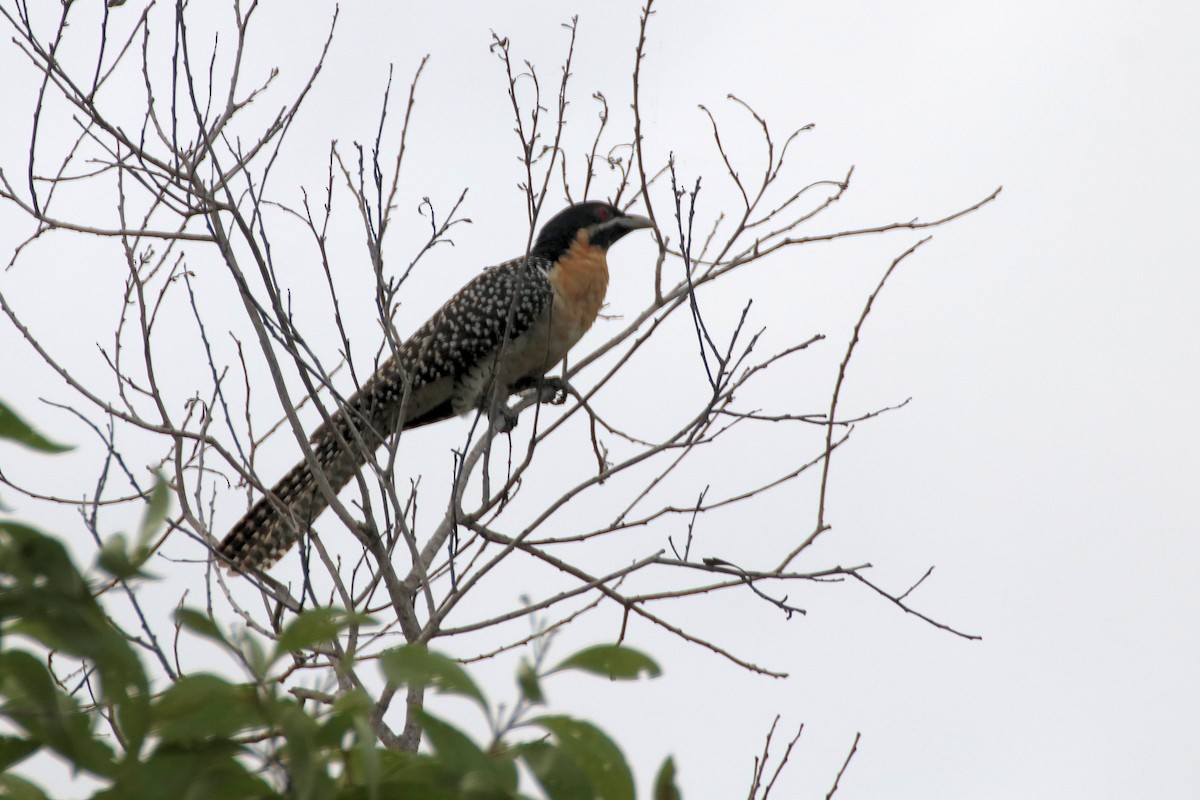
[{"xmin": 1, "ymin": 1, "xmax": 1198, "ymax": 798}]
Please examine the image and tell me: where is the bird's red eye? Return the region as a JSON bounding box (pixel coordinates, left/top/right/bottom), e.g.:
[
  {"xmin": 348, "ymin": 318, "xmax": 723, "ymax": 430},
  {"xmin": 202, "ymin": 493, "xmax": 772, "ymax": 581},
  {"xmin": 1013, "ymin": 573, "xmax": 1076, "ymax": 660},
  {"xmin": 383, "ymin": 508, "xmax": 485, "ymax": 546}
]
[{"xmin": 596, "ymin": 205, "xmax": 612, "ymax": 222}]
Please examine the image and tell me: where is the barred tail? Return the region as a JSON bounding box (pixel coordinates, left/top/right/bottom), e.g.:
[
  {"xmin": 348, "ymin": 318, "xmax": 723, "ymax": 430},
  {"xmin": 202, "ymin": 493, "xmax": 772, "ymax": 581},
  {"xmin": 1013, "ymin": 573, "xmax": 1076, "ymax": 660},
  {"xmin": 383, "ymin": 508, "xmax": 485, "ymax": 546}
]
[
  {"xmin": 217, "ymin": 356, "xmax": 452, "ymax": 573},
  {"xmin": 217, "ymin": 427, "xmax": 373, "ymax": 572}
]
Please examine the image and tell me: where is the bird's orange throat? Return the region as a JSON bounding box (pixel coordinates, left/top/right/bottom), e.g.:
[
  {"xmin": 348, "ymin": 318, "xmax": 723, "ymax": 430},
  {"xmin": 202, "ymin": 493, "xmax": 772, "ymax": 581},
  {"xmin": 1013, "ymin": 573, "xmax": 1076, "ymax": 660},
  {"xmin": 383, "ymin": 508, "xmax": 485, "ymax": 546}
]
[{"xmin": 549, "ymin": 232, "xmax": 610, "ymax": 332}]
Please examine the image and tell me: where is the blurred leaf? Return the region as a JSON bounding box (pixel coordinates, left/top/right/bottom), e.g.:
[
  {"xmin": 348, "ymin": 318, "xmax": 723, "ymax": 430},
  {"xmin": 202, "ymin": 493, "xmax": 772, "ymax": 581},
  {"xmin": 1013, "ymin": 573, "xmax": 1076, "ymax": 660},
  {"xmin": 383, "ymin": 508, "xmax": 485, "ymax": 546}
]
[
  {"xmin": 0, "ymin": 523, "xmax": 147, "ymax": 723},
  {"xmin": 95, "ymin": 744, "xmax": 271, "ymax": 800},
  {"xmin": 97, "ymin": 475, "xmax": 165, "ymax": 578},
  {"xmin": 340, "ymin": 748, "xmax": 459, "ymax": 800},
  {"xmin": 517, "ymin": 659, "xmax": 544, "ymax": 704},
  {"xmin": 0, "ymin": 651, "xmax": 117, "ymax": 777},
  {"xmin": 379, "ymin": 646, "xmax": 487, "ymax": 710},
  {"xmin": 278, "ymin": 700, "xmax": 325, "ymax": 800},
  {"xmin": 153, "ymin": 674, "xmax": 261, "ymax": 744},
  {"xmin": 350, "ymin": 714, "xmax": 380, "ymax": 798},
  {"xmin": 339, "ymin": 778, "xmax": 457, "ymax": 800},
  {"xmin": 0, "ymin": 400, "xmax": 71, "ymax": 453},
  {"xmin": 531, "ymin": 716, "xmax": 633, "ymax": 800},
  {"xmin": 0, "ymin": 651, "xmax": 57, "ymax": 716},
  {"xmin": 175, "ymin": 607, "xmax": 231, "ymax": 649},
  {"xmin": 416, "ymin": 709, "xmax": 515, "ymax": 796},
  {"xmin": 653, "ymin": 757, "xmax": 681, "ymax": 800},
  {"xmin": 0, "ymin": 773, "xmax": 50, "ymax": 800},
  {"xmin": 97, "ymin": 533, "xmax": 152, "ymax": 581},
  {"xmin": 274, "ymin": 607, "xmax": 367, "ymax": 661},
  {"xmin": 137, "ymin": 474, "xmax": 170, "ymax": 548},
  {"xmin": 0, "ymin": 521, "xmax": 89, "ymax": 596},
  {"xmin": 518, "ymin": 740, "xmax": 593, "ymax": 800},
  {"xmin": 415, "ymin": 709, "xmax": 488, "ymax": 775},
  {"xmin": 321, "ymin": 686, "xmax": 383, "ymax": 795},
  {"xmin": 7, "ymin": 602, "xmax": 118, "ymax": 665},
  {"xmin": 550, "ymin": 645, "xmax": 661, "ymax": 681},
  {"xmin": 0, "ymin": 734, "xmax": 39, "ymax": 771},
  {"xmin": 115, "ymin": 689, "xmax": 152, "ymax": 760},
  {"xmin": 241, "ymin": 628, "xmax": 269, "ymax": 679},
  {"xmin": 317, "ymin": 686, "xmax": 372, "ymax": 748}
]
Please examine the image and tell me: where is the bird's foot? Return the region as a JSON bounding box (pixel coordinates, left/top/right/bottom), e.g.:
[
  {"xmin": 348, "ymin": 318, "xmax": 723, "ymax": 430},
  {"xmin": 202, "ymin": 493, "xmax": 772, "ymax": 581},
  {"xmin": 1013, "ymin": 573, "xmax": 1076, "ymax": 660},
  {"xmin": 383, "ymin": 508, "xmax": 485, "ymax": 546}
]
[
  {"xmin": 487, "ymin": 377, "xmax": 572, "ymax": 431},
  {"xmin": 510, "ymin": 375, "xmax": 572, "ymax": 406},
  {"xmin": 535, "ymin": 376, "xmax": 571, "ymax": 406}
]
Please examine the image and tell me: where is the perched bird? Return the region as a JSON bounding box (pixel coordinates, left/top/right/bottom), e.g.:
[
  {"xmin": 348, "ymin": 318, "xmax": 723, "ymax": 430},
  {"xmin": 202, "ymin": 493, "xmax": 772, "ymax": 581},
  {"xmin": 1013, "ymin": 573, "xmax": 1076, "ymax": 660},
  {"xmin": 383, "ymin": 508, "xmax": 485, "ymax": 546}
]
[{"xmin": 217, "ymin": 201, "xmax": 653, "ymax": 572}]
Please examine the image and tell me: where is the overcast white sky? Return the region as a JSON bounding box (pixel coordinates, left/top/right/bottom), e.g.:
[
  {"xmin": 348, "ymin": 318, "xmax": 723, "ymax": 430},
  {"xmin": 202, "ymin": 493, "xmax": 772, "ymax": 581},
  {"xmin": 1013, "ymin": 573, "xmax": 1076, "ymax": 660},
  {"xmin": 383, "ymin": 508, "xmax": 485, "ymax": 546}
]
[{"xmin": 2, "ymin": 1, "xmax": 1198, "ymax": 798}]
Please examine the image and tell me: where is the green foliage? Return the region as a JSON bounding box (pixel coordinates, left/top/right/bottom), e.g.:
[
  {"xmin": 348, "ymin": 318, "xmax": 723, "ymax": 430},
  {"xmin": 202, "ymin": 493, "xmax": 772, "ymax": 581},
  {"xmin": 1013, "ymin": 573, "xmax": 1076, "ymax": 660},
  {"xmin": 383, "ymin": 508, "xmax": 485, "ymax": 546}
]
[
  {"xmin": 379, "ymin": 645, "xmax": 489, "ymax": 710},
  {"xmin": 0, "ymin": 526, "xmax": 679, "ymax": 798},
  {"xmin": 526, "ymin": 716, "xmax": 634, "ymax": 800},
  {"xmin": 375, "ymin": 641, "xmax": 676, "ymax": 800},
  {"xmin": 653, "ymin": 758, "xmax": 681, "ymax": 800},
  {"xmin": 0, "ymin": 406, "xmax": 679, "ymax": 798},
  {"xmin": 549, "ymin": 645, "xmax": 662, "ymax": 681},
  {"xmin": 0, "ymin": 424, "xmax": 676, "ymax": 800},
  {"xmin": 0, "ymin": 399, "xmax": 72, "ymax": 453},
  {"xmin": 274, "ymin": 607, "xmax": 373, "ymax": 662}
]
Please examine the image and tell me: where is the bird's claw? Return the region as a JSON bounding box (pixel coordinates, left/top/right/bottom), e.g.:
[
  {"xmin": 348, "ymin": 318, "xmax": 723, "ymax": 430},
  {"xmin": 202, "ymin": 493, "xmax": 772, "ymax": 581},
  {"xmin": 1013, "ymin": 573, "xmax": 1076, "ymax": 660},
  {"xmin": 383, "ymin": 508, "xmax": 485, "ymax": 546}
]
[
  {"xmin": 536, "ymin": 376, "xmax": 570, "ymax": 406},
  {"xmin": 488, "ymin": 377, "xmax": 571, "ymax": 431}
]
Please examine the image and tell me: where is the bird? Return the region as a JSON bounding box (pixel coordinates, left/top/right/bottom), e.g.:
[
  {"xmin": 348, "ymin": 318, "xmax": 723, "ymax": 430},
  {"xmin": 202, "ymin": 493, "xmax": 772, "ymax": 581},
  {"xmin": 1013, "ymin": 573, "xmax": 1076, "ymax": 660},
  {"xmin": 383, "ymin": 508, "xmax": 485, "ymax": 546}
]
[{"xmin": 217, "ymin": 201, "xmax": 654, "ymax": 572}]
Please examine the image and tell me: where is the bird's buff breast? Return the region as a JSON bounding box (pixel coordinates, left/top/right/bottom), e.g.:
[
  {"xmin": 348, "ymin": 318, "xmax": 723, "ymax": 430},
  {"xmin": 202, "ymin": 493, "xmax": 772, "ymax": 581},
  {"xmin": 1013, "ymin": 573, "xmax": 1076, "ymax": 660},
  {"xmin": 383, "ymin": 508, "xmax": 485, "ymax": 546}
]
[
  {"xmin": 547, "ymin": 238, "xmax": 609, "ymax": 348},
  {"xmin": 452, "ymin": 239, "xmax": 610, "ymax": 413},
  {"xmin": 492, "ymin": 241, "xmax": 609, "ymax": 387}
]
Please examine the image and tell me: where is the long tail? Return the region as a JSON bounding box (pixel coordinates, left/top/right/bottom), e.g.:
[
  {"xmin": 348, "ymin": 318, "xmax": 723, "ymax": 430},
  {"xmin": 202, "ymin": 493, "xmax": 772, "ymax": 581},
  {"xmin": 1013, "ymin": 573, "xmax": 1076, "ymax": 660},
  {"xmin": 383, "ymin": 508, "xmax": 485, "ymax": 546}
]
[
  {"xmin": 217, "ymin": 430, "xmax": 367, "ymax": 572},
  {"xmin": 216, "ymin": 391, "xmax": 458, "ymax": 573}
]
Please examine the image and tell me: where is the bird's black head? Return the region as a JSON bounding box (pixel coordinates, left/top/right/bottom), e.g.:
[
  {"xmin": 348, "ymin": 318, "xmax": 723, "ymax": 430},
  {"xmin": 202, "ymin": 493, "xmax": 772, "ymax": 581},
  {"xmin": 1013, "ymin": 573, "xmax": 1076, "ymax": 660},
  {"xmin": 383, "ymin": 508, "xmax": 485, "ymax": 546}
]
[{"xmin": 531, "ymin": 201, "xmax": 654, "ymax": 261}]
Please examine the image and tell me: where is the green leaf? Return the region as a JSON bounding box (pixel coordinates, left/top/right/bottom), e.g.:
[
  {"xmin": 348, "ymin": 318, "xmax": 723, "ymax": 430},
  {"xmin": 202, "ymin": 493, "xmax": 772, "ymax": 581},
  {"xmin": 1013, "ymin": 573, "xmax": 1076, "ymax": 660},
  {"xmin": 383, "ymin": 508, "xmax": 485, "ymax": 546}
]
[
  {"xmin": 340, "ymin": 778, "xmax": 457, "ymax": 800},
  {"xmin": 378, "ymin": 646, "xmax": 487, "ymax": 710},
  {"xmin": 415, "ymin": 709, "xmax": 514, "ymax": 795},
  {"xmin": 517, "ymin": 659, "xmax": 544, "ymax": 704},
  {"xmin": 0, "ymin": 400, "xmax": 71, "ymax": 453},
  {"xmin": 518, "ymin": 740, "xmax": 593, "ymax": 800},
  {"xmin": 0, "ymin": 651, "xmax": 58, "ymax": 718},
  {"xmin": 114, "ymin": 688, "xmax": 152, "ymax": 759},
  {"xmin": 97, "ymin": 533, "xmax": 152, "ymax": 580},
  {"xmin": 273, "ymin": 607, "xmax": 366, "ymax": 661},
  {"xmin": 317, "ymin": 686, "xmax": 373, "ymax": 748},
  {"xmin": 654, "ymin": 756, "xmax": 681, "ymax": 800},
  {"xmin": 0, "ymin": 651, "xmax": 117, "ymax": 778},
  {"xmin": 0, "ymin": 523, "xmax": 148, "ymax": 722},
  {"xmin": 531, "ymin": 716, "xmax": 634, "ymax": 800},
  {"xmin": 0, "ymin": 734, "xmax": 39, "ymax": 771},
  {"xmin": 414, "ymin": 710, "xmax": 487, "ymax": 774},
  {"xmin": 241, "ymin": 629, "xmax": 269, "ymax": 680},
  {"xmin": 153, "ymin": 674, "xmax": 261, "ymax": 744},
  {"xmin": 0, "ymin": 521, "xmax": 89, "ymax": 597},
  {"xmin": 550, "ymin": 645, "xmax": 661, "ymax": 681},
  {"xmin": 340, "ymin": 748, "xmax": 459, "ymax": 800},
  {"xmin": 350, "ymin": 714, "xmax": 381, "ymax": 798},
  {"xmin": 137, "ymin": 474, "xmax": 170, "ymax": 549},
  {"xmin": 175, "ymin": 607, "xmax": 231, "ymax": 649},
  {"xmin": 96, "ymin": 744, "xmax": 271, "ymax": 800},
  {"xmin": 0, "ymin": 773, "xmax": 50, "ymax": 800},
  {"xmin": 277, "ymin": 700, "xmax": 331, "ymax": 800},
  {"xmin": 96, "ymin": 475, "xmax": 166, "ymax": 579}
]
